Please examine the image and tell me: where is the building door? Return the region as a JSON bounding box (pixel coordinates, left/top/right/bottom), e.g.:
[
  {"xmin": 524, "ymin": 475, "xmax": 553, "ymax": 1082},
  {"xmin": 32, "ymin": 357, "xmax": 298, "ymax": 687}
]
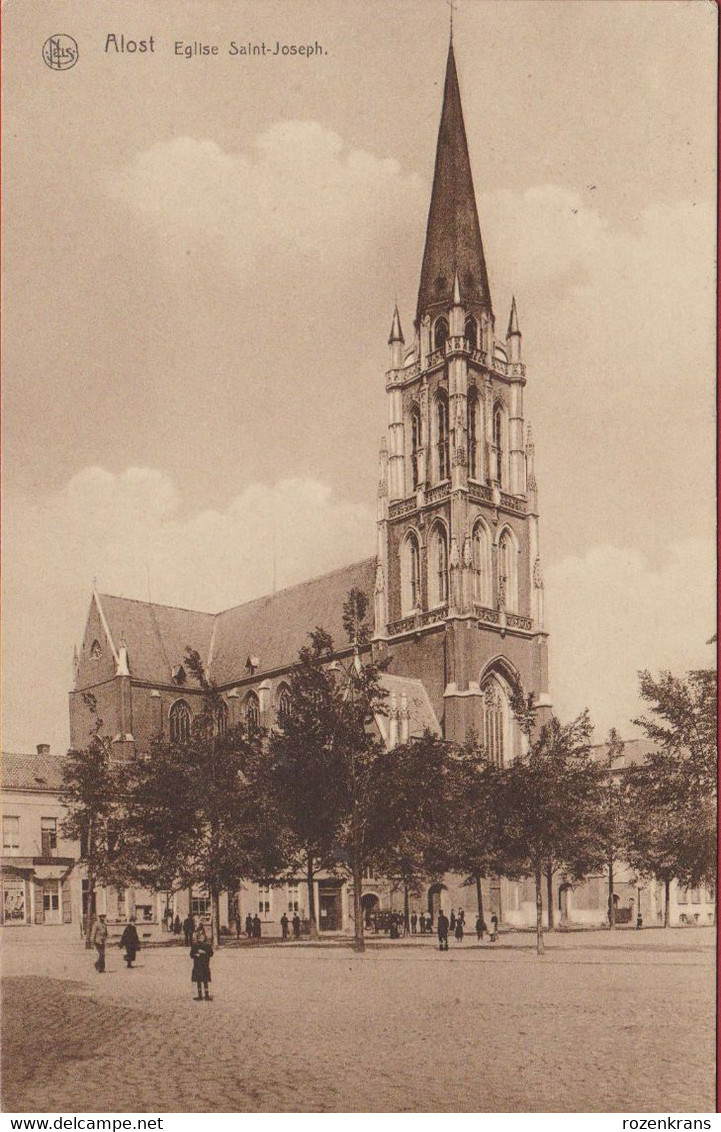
[
  {"xmin": 42, "ymin": 880, "xmax": 60, "ymax": 924},
  {"xmin": 318, "ymin": 888, "xmax": 341, "ymax": 931}
]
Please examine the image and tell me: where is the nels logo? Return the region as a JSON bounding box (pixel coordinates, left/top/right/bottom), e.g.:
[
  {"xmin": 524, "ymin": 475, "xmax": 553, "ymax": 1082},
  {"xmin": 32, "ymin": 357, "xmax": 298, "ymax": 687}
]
[{"xmin": 42, "ymin": 35, "xmax": 79, "ymax": 71}]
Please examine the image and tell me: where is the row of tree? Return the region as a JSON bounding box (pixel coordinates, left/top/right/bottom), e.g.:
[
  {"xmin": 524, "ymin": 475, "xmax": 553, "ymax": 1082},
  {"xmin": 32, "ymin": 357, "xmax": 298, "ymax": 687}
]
[{"xmin": 62, "ymin": 590, "xmax": 717, "ymax": 956}]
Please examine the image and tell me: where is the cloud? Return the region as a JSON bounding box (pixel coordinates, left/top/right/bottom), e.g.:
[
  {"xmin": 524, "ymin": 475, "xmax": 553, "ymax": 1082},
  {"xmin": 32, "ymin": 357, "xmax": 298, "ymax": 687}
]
[
  {"xmin": 2, "ymin": 469, "xmax": 375, "ymax": 754},
  {"xmin": 546, "ymin": 538, "xmax": 716, "ymax": 740}
]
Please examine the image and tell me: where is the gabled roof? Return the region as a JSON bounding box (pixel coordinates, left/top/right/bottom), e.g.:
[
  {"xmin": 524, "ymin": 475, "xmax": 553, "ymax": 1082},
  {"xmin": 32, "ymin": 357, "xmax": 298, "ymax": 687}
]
[
  {"xmin": 2, "ymin": 751, "xmax": 68, "ymax": 792},
  {"xmin": 416, "ymin": 43, "xmax": 492, "ymax": 323},
  {"xmin": 90, "ymin": 558, "xmax": 377, "ymax": 688}
]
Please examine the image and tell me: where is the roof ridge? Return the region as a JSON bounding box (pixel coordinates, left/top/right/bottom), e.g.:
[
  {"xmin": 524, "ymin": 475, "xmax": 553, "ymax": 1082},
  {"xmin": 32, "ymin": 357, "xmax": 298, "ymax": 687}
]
[
  {"xmin": 216, "ymin": 556, "xmax": 377, "ymax": 618},
  {"xmin": 98, "ymin": 592, "xmax": 216, "ymax": 617}
]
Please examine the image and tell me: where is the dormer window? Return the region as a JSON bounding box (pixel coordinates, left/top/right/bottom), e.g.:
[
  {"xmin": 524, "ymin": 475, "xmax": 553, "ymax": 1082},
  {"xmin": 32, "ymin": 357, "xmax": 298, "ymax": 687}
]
[
  {"xmin": 90, "ymin": 640, "xmax": 102, "ymax": 660},
  {"xmin": 172, "ymin": 665, "xmax": 186, "ymax": 685},
  {"xmin": 246, "ymin": 655, "xmax": 260, "ymax": 676}
]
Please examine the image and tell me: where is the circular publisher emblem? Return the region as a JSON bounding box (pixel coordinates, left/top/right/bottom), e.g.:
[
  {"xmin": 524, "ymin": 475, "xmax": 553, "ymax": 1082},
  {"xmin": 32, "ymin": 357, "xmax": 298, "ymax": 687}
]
[{"xmin": 42, "ymin": 35, "xmax": 79, "ymax": 71}]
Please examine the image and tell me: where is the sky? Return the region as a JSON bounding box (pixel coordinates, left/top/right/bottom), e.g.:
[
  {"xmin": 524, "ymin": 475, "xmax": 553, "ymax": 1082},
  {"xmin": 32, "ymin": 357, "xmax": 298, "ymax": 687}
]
[{"xmin": 2, "ymin": 0, "xmax": 717, "ymax": 754}]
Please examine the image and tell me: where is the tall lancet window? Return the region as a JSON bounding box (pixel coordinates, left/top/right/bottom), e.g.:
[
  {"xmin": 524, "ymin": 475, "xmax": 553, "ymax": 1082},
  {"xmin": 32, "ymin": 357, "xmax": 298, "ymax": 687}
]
[
  {"xmin": 464, "ymin": 316, "xmax": 478, "ymax": 349},
  {"xmin": 472, "ymin": 520, "xmax": 492, "ymax": 606},
  {"xmin": 244, "ymin": 692, "xmax": 260, "ymax": 733},
  {"xmin": 498, "ymin": 528, "xmax": 519, "ymax": 612},
  {"xmin": 401, "ymin": 531, "xmax": 421, "ymax": 614},
  {"xmin": 482, "ymin": 680, "xmax": 507, "ymax": 767},
  {"xmin": 493, "ymin": 403, "xmax": 505, "ymax": 487},
  {"xmin": 169, "ymin": 699, "xmax": 191, "ymax": 744},
  {"xmin": 430, "ymin": 524, "xmax": 449, "ymax": 607},
  {"xmin": 410, "ymin": 406, "xmax": 421, "ymax": 490},
  {"xmin": 467, "ymin": 391, "xmax": 480, "ymax": 480},
  {"xmin": 434, "ymin": 317, "xmax": 449, "ymax": 352},
  {"xmin": 436, "ymin": 393, "xmax": 450, "ymax": 482}
]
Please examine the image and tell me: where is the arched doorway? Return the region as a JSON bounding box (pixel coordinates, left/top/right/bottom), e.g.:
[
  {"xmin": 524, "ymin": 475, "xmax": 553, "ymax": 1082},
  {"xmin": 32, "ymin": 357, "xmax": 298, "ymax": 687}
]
[
  {"xmin": 427, "ymin": 883, "xmax": 447, "ymax": 928},
  {"xmin": 361, "ymin": 893, "xmax": 380, "ymax": 929}
]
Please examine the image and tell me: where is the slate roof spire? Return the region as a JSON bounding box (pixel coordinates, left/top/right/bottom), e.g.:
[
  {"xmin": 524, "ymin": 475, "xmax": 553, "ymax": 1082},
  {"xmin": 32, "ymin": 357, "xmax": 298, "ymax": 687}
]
[{"xmin": 416, "ymin": 42, "xmax": 492, "ymax": 325}]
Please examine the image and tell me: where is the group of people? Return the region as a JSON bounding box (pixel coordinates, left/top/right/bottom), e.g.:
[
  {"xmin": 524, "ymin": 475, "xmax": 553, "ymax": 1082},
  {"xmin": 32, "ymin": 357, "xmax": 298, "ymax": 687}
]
[
  {"xmin": 90, "ymin": 913, "xmax": 141, "ymax": 973},
  {"xmin": 436, "ymin": 908, "xmax": 499, "ymax": 950},
  {"xmin": 90, "ymin": 911, "xmax": 214, "ymax": 1001}
]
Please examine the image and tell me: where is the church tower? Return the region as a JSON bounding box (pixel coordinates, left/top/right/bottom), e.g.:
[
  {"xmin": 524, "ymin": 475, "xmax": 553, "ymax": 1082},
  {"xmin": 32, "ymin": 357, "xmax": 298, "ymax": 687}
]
[{"xmin": 374, "ymin": 41, "xmax": 551, "ymax": 759}]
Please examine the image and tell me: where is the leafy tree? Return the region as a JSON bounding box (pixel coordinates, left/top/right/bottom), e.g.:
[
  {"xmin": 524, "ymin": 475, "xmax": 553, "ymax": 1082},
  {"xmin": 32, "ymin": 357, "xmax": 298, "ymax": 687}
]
[
  {"xmin": 268, "ymin": 628, "xmax": 347, "ymax": 937},
  {"xmin": 501, "ymin": 710, "xmax": 600, "ymax": 955},
  {"xmin": 632, "ymin": 669, "xmax": 717, "ymax": 895},
  {"xmin": 623, "ymin": 751, "xmax": 688, "ymax": 927},
  {"xmin": 123, "ymin": 649, "xmax": 287, "ymax": 946},
  {"xmin": 61, "ymin": 695, "xmax": 126, "ymax": 946}
]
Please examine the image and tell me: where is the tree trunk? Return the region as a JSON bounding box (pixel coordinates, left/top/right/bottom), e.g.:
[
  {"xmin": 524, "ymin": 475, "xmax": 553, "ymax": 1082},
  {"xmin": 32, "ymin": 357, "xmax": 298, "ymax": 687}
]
[
  {"xmin": 546, "ymin": 865, "xmax": 554, "ymax": 930},
  {"xmin": 608, "ymin": 857, "xmax": 615, "ymax": 929},
  {"xmin": 352, "ymin": 859, "xmax": 365, "ymax": 952},
  {"xmin": 306, "ymin": 854, "xmax": 318, "ymax": 939},
  {"xmin": 84, "ymin": 873, "xmax": 95, "ymax": 949},
  {"xmin": 211, "ymin": 885, "xmax": 221, "ymax": 947},
  {"xmin": 664, "ymin": 876, "xmax": 671, "ymax": 928},
  {"xmin": 535, "ymin": 868, "xmax": 545, "ymax": 956},
  {"xmin": 475, "ymin": 875, "xmax": 485, "ymax": 939},
  {"xmin": 403, "ymin": 885, "xmax": 410, "ymax": 936}
]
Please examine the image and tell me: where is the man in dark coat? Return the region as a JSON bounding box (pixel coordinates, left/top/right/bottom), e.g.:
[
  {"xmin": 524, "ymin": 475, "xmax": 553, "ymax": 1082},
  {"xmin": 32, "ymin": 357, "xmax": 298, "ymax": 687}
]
[
  {"xmin": 280, "ymin": 912, "xmax": 289, "ymax": 940},
  {"xmin": 190, "ymin": 929, "xmax": 213, "ymax": 1000},
  {"xmin": 118, "ymin": 918, "xmax": 140, "ymax": 968},
  {"xmin": 292, "ymin": 913, "xmax": 301, "ymax": 940},
  {"xmin": 245, "ymin": 913, "xmax": 253, "ymax": 937},
  {"xmin": 437, "ymin": 909, "xmax": 449, "ymax": 951},
  {"xmin": 182, "ymin": 915, "xmax": 193, "ymax": 946},
  {"xmin": 411, "ymin": 912, "xmax": 418, "ymax": 934},
  {"xmin": 252, "ymin": 913, "xmax": 261, "ymax": 939}
]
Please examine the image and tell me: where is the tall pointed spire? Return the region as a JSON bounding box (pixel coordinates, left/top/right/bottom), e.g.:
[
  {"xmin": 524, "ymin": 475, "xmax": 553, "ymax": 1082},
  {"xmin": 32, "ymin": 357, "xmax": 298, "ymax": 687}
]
[
  {"xmin": 388, "ymin": 304, "xmax": 404, "ymax": 344},
  {"xmin": 416, "ymin": 43, "xmax": 492, "ymax": 324},
  {"xmin": 507, "ymin": 295, "xmax": 520, "ymax": 337}
]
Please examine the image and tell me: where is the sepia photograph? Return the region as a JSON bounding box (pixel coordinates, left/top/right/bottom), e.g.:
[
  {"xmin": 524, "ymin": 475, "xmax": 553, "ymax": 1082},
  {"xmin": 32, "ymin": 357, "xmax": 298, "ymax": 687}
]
[{"xmin": 1, "ymin": 0, "xmax": 717, "ymax": 1117}]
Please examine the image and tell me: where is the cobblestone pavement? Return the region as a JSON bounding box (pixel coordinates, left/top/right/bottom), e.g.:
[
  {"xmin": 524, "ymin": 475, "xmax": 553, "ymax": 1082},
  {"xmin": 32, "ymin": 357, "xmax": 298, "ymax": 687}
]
[{"xmin": 2, "ymin": 927, "xmax": 715, "ymax": 1113}]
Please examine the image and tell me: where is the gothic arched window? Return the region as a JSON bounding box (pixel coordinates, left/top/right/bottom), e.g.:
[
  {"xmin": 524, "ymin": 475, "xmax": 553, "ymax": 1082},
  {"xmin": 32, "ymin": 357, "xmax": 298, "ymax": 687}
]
[
  {"xmin": 401, "ymin": 531, "xmax": 421, "ymax": 614},
  {"xmin": 436, "ymin": 392, "xmax": 450, "ymax": 482},
  {"xmin": 410, "ymin": 405, "xmax": 421, "ymax": 490},
  {"xmin": 429, "ymin": 523, "xmax": 449, "ymax": 608},
  {"xmin": 472, "ymin": 520, "xmax": 492, "ymax": 606},
  {"xmin": 277, "ymin": 684, "xmax": 293, "ymax": 725},
  {"xmin": 169, "ymin": 699, "xmax": 191, "ymax": 744},
  {"xmin": 482, "ymin": 680, "xmax": 507, "ymax": 768},
  {"xmin": 464, "ymin": 316, "xmax": 478, "ymax": 349},
  {"xmin": 493, "ymin": 402, "xmax": 506, "ymax": 487},
  {"xmin": 244, "ymin": 692, "xmax": 260, "ymax": 733},
  {"xmin": 467, "ymin": 391, "xmax": 480, "ymax": 480},
  {"xmin": 434, "ymin": 317, "xmax": 449, "ymax": 352},
  {"xmin": 498, "ymin": 527, "xmax": 519, "ymax": 612}
]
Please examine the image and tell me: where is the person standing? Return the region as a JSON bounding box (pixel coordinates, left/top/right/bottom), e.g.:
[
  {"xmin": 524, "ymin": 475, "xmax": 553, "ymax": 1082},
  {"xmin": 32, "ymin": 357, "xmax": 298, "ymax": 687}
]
[
  {"xmin": 411, "ymin": 912, "xmax": 418, "ymax": 935},
  {"xmin": 118, "ymin": 918, "xmax": 140, "ymax": 968},
  {"xmin": 190, "ymin": 929, "xmax": 213, "ymax": 1001},
  {"xmin": 182, "ymin": 914, "xmax": 193, "ymax": 946},
  {"xmin": 280, "ymin": 912, "xmax": 289, "ymax": 940},
  {"xmin": 449, "ymin": 909, "xmax": 456, "ymax": 935},
  {"xmin": 292, "ymin": 912, "xmax": 301, "ymax": 940},
  {"xmin": 252, "ymin": 913, "xmax": 262, "ymax": 939},
  {"xmin": 419, "ymin": 912, "xmax": 426, "ymax": 934},
  {"xmin": 437, "ymin": 909, "xmax": 449, "ymax": 952},
  {"xmin": 455, "ymin": 915, "xmax": 464, "ymax": 945},
  {"xmin": 245, "ymin": 913, "xmax": 253, "ymax": 938},
  {"xmin": 91, "ymin": 914, "xmax": 109, "ymax": 973},
  {"xmin": 489, "ymin": 914, "xmax": 498, "ymax": 942}
]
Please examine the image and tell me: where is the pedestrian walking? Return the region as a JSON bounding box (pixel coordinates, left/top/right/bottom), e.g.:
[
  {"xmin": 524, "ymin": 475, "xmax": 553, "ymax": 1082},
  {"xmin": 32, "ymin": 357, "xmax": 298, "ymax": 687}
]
[
  {"xmin": 91, "ymin": 914, "xmax": 109, "ymax": 973},
  {"xmin": 489, "ymin": 914, "xmax": 498, "ymax": 942},
  {"xmin": 280, "ymin": 912, "xmax": 289, "ymax": 940},
  {"xmin": 190, "ymin": 929, "xmax": 213, "ymax": 1001},
  {"xmin": 437, "ymin": 909, "xmax": 449, "ymax": 952},
  {"xmin": 182, "ymin": 914, "xmax": 193, "ymax": 946},
  {"xmin": 252, "ymin": 913, "xmax": 262, "ymax": 939},
  {"xmin": 411, "ymin": 912, "xmax": 418, "ymax": 934},
  {"xmin": 118, "ymin": 918, "xmax": 140, "ymax": 968},
  {"xmin": 292, "ymin": 913, "xmax": 301, "ymax": 940}
]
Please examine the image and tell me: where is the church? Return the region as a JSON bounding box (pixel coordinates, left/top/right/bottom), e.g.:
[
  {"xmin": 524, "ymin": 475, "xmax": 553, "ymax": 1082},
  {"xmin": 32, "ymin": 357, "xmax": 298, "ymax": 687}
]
[{"xmin": 68, "ymin": 40, "xmax": 557, "ymax": 935}]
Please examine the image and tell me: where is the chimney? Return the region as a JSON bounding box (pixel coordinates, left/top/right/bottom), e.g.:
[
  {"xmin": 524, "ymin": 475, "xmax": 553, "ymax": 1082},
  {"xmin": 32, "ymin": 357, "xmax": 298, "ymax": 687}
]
[{"xmin": 36, "ymin": 744, "xmax": 50, "ymax": 756}]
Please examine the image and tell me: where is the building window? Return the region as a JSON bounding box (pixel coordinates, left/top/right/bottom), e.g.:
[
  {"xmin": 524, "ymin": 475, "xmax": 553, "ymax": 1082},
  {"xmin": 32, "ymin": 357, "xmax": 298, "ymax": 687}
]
[
  {"xmin": 287, "ymin": 884, "xmax": 300, "ymax": 913},
  {"xmin": 436, "ymin": 393, "xmax": 450, "ymax": 481},
  {"xmin": 216, "ymin": 701, "xmax": 229, "ymax": 737},
  {"xmin": 258, "ymin": 884, "xmax": 271, "ymax": 916},
  {"xmin": 493, "ymin": 402, "xmax": 506, "ymax": 487},
  {"xmin": 482, "ymin": 681, "xmax": 507, "ymax": 767},
  {"xmin": 401, "ymin": 531, "xmax": 421, "ymax": 614},
  {"xmin": 498, "ymin": 528, "xmax": 518, "ymax": 612},
  {"xmin": 430, "ymin": 524, "xmax": 448, "ymax": 607},
  {"xmin": 90, "ymin": 639, "xmax": 102, "ymax": 660},
  {"xmin": 169, "ymin": 699, "xmax": 192, "ymax": 743},
  {"xmin": 245, "ymin": 692, "xmax": 260, "ymax": 732},
  {"xmin": 191, "ymin": 892, "xmax": 212, "ymax": 920},
  {"xmin": 467, "ymin": 392, "xmax": 480, "ymax": 479},
  {"xmin": 40, "ymin": 817, "xmax": 57, "ymax": 857},
  {"xmin": 433, "ymin": 317, "xmax": 449, "ymax": 352},
  {"xmin": 677, "ymin": 887, "xmax": 689, "ymax": 905},
  {"xmin": 410, "ymin": 405, "xmax": 421, "ymax": 490},
  {"xmin": 42, "ymin": 881, "xmax": 60, "ymax": 915},
  {"xmin": 472, "ymin": 521, "xmax": 492, "ymax": 606},
  {"xmin": 464, "ymin": 316, "xmax": 478, "ymax": 349},
  {"xmin": 277, "ymin": 685, "xmax": 293, "ymax": 725},
  {"xmin": 2, "ymin": 816, "xmax": 20, "ymax": 854},
  {"xmin": 363, "ymin": 865, "xmax": 376, "ymax": 880}
]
